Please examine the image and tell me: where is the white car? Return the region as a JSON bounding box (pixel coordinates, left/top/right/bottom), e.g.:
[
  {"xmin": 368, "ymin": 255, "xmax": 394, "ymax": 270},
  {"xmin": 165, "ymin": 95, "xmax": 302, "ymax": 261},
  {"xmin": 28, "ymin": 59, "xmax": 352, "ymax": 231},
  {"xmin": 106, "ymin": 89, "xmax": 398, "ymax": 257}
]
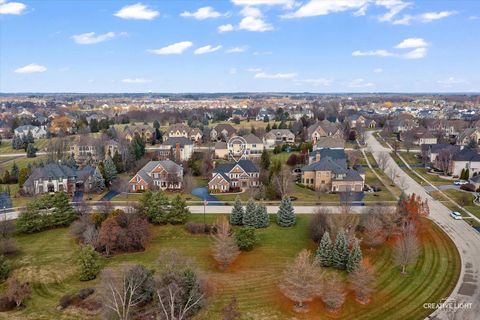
[
  {"xmin": 450, "ymin": 211, "xmax": 462, "ymax": 220},
  {"xmin": 453, "ymin": 180, "xmax": 468, "ymax": 185}
]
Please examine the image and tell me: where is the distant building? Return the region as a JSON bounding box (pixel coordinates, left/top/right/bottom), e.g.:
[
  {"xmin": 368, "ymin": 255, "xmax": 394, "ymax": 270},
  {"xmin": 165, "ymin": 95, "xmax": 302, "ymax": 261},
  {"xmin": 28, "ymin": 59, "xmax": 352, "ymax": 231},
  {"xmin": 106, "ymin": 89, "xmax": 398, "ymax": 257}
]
[
  {"xmin": 129, "ymin": 160, "xmax": 183, "ymax": 192},
  {"xmin": 448, "ymin": 148, "xmax": 480, "ymax": 177},
  {"xmin": 263, "ymin": 129, "xmax": 295, "ymax": 149},
  {"xmin": 210, "ymin": 124, "xmax": 237, "ymax": 141},
  {"xmin": 157, "ymin": 137, "xmax": 194, "ymax": 162},
  {"xmin": 14, "ymin": 125, "xmax": 47, "ymax": 139},
  {"xmin": 256, "ymin": 108, "xmax": 276, "ymax": 121},
  {"xmin": 314, "ymin": 137, "xmax": 345, "ymax": 150},
  {"xmin": 165, "ymin": 123, "xmax": 203, "ymax": 142},
  {"xmin": 123, "ymin": 124, "xmax": 155, "ymax": 142},
  {"xmin": 456, "ymin": 128, "xmax": 480, "ymax": 146},
  {"xmin": 307, "ymin": 120, "xmax": 343, "ymax": 143}
]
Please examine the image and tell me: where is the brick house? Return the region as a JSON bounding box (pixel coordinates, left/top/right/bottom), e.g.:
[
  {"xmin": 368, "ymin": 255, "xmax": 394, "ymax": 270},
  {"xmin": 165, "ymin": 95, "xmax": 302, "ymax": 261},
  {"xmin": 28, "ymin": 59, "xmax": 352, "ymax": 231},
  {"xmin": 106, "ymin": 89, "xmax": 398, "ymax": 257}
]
[
  {"xmin": 129, "ymin": 160, "xmax": 183, "ymax": 192},
  {"xmin": 208, "ymin": 160, "xmax": 259, "ymax": 193}
]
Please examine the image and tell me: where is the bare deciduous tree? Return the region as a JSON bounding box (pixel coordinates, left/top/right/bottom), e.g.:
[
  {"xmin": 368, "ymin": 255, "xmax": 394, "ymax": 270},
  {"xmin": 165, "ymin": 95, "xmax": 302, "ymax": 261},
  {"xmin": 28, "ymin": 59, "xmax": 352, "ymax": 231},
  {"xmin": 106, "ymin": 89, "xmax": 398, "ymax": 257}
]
[
  {"xmin": 274, "ymin": 165, "xmax": 293, "ymax": 198},
  {"xmin": 393, "ymin": 223, "xmax": 420, "ymax": 274},
  {"xmin": 361, "ymin": 214, "xmax": 386, "ymax": 249},
  {"xmin": 377, "ymin": 152, "xmax": 389, "ymax": 171},
  {"xmin": 279, "ymin": 249, "xmax": 323, "ymax": 312},
  {"xmin": 212, "ymin": 218, "xmax": 239, "ymax": 270},
  {"xmin": 321, "ymin": 273, "xmax": 346, "ymax": 312},
  {"xmin": 6, "ymin": 277, "xmax": 31, "ymax": 308},
  {"xmin": 348, "ymin": 264, "xmax": 375, "ymax": 304}
]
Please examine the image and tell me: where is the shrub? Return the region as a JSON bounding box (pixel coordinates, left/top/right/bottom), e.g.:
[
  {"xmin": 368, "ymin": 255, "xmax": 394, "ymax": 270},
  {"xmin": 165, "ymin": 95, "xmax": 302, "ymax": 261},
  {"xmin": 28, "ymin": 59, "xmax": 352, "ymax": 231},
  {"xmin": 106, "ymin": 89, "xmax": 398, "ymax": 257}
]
[
  {"xmin": 58, "ymin": 294, "xmax": 73, "ymax": 310},
  {"xmin": 460, "ymin": 183, "xmax": 476, "ymax": 192},
  {"xmin": 0, "ymin": 255, "xmax": 10, "ymax": 282},
  {"xmin": 78, "ymin": 245, "xmax": 101, "ymax": 281},
  {"xmin": 185, "ymin": 222, "xmax": 216, "ymax": 234},
  {"xmin": 77, "ymin": 288, "xmax": 95, "ymax": 300},
  {"xmin": 0, "ymin": 296, "xmax": 16, "ymax": 312},
  {"xmin": 235, "ymin": 227, "xmax": 257, "ymax": 251}
]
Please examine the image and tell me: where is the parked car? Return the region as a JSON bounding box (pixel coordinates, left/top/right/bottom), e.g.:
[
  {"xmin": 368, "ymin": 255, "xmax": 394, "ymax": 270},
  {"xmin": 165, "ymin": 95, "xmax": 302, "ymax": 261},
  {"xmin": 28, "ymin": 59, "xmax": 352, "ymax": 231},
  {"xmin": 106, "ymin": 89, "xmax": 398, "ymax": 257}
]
[
  {"xmin": 453, "ymin": 180, "xmax": 468, "ymax": 185},
  {"xmin": 450, "ymin": 211, "xmax": 462, "ymax": 220}
]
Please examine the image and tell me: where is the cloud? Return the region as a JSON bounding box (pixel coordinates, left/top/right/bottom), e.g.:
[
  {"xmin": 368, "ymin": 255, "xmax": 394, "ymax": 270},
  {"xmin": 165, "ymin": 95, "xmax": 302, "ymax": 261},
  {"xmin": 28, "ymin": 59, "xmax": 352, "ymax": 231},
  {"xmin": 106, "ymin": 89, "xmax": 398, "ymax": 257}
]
[
  {"xmin": 114, "ymin": 3, "xmax": 159, "ymax": 20},
  {"xmin": 395, "ymin": 37, "xmax": 428, "ymax": 49},
  {"xmin": 147, "ymin": 41, "xmax": 193, "ymax": 55},
  {"xmin": 194, "ymin": 45, "xmax": 222, "ymax": 55},
  {"xmin": 226, "ymin": 46, "xmax": 248, "ymax": 53},
  {"xmin": 218, "ymin": 24, "xmax": 234, "ymax": 33},
  {"xmin": 402, "ymin": 47, "xmax": 427, "ymax": 59},
  {"xmin": 231, "ymin": 0, "xmax": 294, "ymax": 7},
  {"xmin": 122, "ymin": 78, "xmax": 152, "ymax": 84},
  {"xmin": 0, "ymin": 0, "xmax": 26, "ymax": 15},
  {"xmin": 419, "ymin": 11, "xmax": 456, "ymax": 22},
  {"xmin": 376, "ymin": 0, "xmax": 411, "ymax": 23},
  {"xmin": 352, "ymin": 49, "xmax": 395, "ymax": 57},
  {"xmin": 297, "ymin": 78, "xmax": 333, "ymax": 86},
  {"xmin": 373, "ymin": 68, "xmax": 383, "ymax": 73},
  {"xmin": 283, "ymin": 0, "xmax": 369, "ymax": 19},
  {"xmin": 347, "ymin": 78, "xmax": 375, "ymax": 88},
  {"xmin": 238, "ymin": 6, "xmax": 273, "ymax": 32},
  {"xmin": 14, "ymin": 63, "xmax": 47, "ymax": 74},
  {"xmin": 71, "ymin": 32, "xmax": 118, "ymax": 45},
  {"xmin": 254, "ymin": 71, "xmax": 297, "ymax": 79},
  {"xmin": 181, "ymin": 6, "xmax": 222, "ymax": 20},
  {"xmin": 437, "ymin": 77, "xmax": 467, "ymax": 86}
]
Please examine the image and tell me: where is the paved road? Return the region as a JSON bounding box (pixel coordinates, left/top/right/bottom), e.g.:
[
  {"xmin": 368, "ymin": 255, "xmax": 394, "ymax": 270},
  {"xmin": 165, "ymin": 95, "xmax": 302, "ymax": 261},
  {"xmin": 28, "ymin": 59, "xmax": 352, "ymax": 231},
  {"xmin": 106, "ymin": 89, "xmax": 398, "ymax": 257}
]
[{"xmin": 365, "ymin": 131, "xmax": 480, "ymax": 320}]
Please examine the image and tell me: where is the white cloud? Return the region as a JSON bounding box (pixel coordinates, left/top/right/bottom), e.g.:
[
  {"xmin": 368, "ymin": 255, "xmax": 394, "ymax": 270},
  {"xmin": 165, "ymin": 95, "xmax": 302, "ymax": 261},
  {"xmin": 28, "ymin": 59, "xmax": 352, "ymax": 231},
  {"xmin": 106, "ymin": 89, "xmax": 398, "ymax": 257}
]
[
  {"xmin": 0, "ymin": 0, "xmax": 26, "ymax": 15},
  {"xmin": 419, "ymin": 11, "xmax": 456, "ymax": 22},
  {"xmin": 395, "ymin": 37, "xmax": 428, "ymax": 49},
  {"xmin": 283, "ymin": 0, "xmax": 369, "ymax": 18},
  {"xmin": 122, "ymin": 78, "xmax": 152, "ymax": 84},
  {"xmin": 71, "ymin": 32, "xmax": 117, "ymax": 45},
  {"xmin": 352, "ymin": 49, "xmax": 395, "ymax": 57},
  {"xmin": 14, "ymin": 63, "xmax": 47, "ymax": 74},
  {"xmin": 297, "ymin": 78, "xmax": 333, "ymax": 87},
  {"xmin": 392, "ymin": 14, "xmax": 412, "ymax": 25},
  {"xmin": 373, "ymin": 68, "xmax": 383, "ymax": 73},
  {"xmin": 231, "ymin": 0, "xmax": 294, "ymax": 7},
  {"xmin": 181, "ymin": 6, "xmax": 222, "ymax": 20},
  {"xmin": 147, "ymin": 41, "xmax": 193, "ymax": 55},
  {"xmin": 194, "ymin": 45, "xmax": 222, "ymax": 55},
  {"xmin": 347, "ymin": 78, "xmax": 375, "ymax": 88},
  {"xmin": 254, "ymin": 71, "xmax": 297, "ymax": 79},
  {"xmin": 114, "ymin": 3, "xmax": 159, "ymax": 20},
  {"xmin": 238, "ymin": 6, "xmax": 273, "ymax": 32},
  {"xmin": 218, "ymin": 24, "xmax": 234, "ymax": 33},
  {"xmin": 437, "ymin": 77, "xmax": 468, "ymax": 86},
  {"xmin": 226, "ymin": 46, "xmax": 248, "ymax": 53},
  {"xmin": 402, "ymin": 47, "xmax": 427, "ymax": 59},
  {"xmin": 376, "ymin": 0, "xmax": 411, "ymax": 23}
]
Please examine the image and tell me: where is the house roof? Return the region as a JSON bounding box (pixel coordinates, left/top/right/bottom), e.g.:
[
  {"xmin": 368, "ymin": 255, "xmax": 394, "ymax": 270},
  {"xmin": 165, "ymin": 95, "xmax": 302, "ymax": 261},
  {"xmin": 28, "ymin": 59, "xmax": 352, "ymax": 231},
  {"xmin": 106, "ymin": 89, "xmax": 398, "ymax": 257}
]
[
  {"xmin": 421, "ymin": 143, "xmax": 460, "ymax": 154},
  {"xmin": 23, "ymin": 163, "xmax": 77, "ymax": 187},
  {"xmin": 333, "ymin": 169, "xmax": 364, "ymax": 182},
  {"xmin": 213, "ymin": 159, "xmax": 259, "ymax": 174},
  {"xmin": 452, "ymin": 148, "xmax": 480, "ymax": 162},
  {"xmin": 140, "ymin": 159, "xmax": 182, "ymax": 174},
  {"xmin": 213, "ymin": 123, "xmax": 237, "ymax": 135},
  {"xmin": 163, "ymin": 137, "xmax": 193, "ymax": 146},
  {"xmin": 301, "ymin": 156, "xmax": 347, "ymax": 174},
  {"xmin": 315, "ymin": 137, "xmax": 345, "ymax": 149},
  {"xmin": 243, "ymin": 134, "xmax": 262, "ymax": 144}
]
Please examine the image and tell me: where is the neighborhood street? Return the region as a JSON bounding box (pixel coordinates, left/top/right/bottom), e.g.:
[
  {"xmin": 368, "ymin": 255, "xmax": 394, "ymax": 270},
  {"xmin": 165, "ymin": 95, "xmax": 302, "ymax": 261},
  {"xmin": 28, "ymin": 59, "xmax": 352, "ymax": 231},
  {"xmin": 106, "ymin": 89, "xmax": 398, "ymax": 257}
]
[{"xmin": 365, "ymin": 131, "xmax": 480, "ymax": 320}]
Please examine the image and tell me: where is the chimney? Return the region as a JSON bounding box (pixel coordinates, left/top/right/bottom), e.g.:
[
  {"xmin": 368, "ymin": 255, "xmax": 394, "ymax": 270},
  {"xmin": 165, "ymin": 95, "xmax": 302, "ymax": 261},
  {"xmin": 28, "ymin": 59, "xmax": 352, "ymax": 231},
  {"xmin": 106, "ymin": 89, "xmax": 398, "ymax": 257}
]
[
  {"xmin": 175, "ymin": 143, "xmax": 181, "ymax": 162},
  {"xmin": 316, "ymin": 152, "xmax": 321, "ymax": 162}
]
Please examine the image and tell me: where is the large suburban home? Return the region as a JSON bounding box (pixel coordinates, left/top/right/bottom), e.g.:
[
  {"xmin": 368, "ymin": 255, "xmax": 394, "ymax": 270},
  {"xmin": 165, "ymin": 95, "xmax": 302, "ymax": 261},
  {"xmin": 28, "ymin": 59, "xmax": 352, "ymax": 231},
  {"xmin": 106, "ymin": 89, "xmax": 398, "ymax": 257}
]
[
  {"xmin": 365, "ymin": 119, "xmax": 377, "ymax": 129},
  {"xmin": 301, "ymin": 155, "xmax": 365, "ymax": 193},
  {"xmin": 165, "ymin": 123, "xmax": 203, "ymax": 142},
  {"xmin": 214, "ymin": 134, "xmax": 264, "ymax": 159},
  {"xmin": 123, "ymin": 124, "xmax": 155, "ymax": 142},
  {"xmin": 470, "ymin": 174, "xmax": 480, "ymax": 190},
  {"xmin": 400, "ymin": 127, "xmax": 438, "ymax": 145},
  {"xmin": 313, "ymin": 137, "xmax": 345, "ymax": 150},
  {"xmin": 156, "ymin": 137, "xmax": 194, "ymax": 162},
  {"xmin": 14, "ymin": 125, "xmax": 47, "ymax": 139},
  {"xmin": 256, "ymin": 108, "xmax": 276, "ymax": 121},
  {"xmin": 129, "ymin": 160, "xmax": 183, "ymax": 192},
  {"xmin": 307, "ymin": 120, "xmax": 343, "ymax": 143},
  {"xmin": 210, "ymin": 124, "xmax": 237, "ymax": 141},
  {"xmin": 231, "ymin": 109, "xmax": 248, "ymax": 120},
  {"xmin": 263, "ymin": 129, "xmax": 295, "ymax": 149},
  {"xmin": 69, "ymin": 138, "xmax": 119, "ymax": 166},
  {"xmin": 456, "ymin": 128, "xmax": 480, "ymax": 146},
  {"xmin": 23, "ymin": 163, "xmax": 77, "ymax": 195},
  {"xmin": 291, "ymin": 109, "xmax": 314, "ymax": 121},
  {"xmin": 387, "ymin": 114, "xmax": 418, "ymax": 133},
  {"xmin": 448, "ymin": 148, "xmax": 480, "ymax": 177},
  {"xmin": 421, "ymin": 143, "xmax": 461, "ymax": 164},
  {"xmin": 208, "ymin": 160, "xmax": 260, "ymax": 193},
  {"xmin": 345, "ymin": 114, "xmax": 366, "ymax": 128}
]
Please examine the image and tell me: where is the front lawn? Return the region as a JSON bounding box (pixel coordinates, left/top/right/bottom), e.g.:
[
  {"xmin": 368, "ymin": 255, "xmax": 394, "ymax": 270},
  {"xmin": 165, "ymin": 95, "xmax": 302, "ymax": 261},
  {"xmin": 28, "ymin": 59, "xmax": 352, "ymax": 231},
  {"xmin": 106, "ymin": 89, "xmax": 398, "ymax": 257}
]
[{"xmin": 4, "ymin": 216, "xmax": 460, "ymax": 320}]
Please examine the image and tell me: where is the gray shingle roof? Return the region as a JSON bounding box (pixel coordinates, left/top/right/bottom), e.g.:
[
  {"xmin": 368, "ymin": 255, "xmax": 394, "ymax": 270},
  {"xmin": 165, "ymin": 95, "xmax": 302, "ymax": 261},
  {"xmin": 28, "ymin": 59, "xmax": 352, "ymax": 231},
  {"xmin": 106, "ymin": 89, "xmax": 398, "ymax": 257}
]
[
  {"xmin": 23, "ymin": 163, "xmax": 76, "ymax": 187},
  {"xmin": 164, "ymin": 137, "xmax": 193, "ymax": 146},
  {"xmin": 213, "ymin": 160, "xmax": 259, "ymax": 174}
]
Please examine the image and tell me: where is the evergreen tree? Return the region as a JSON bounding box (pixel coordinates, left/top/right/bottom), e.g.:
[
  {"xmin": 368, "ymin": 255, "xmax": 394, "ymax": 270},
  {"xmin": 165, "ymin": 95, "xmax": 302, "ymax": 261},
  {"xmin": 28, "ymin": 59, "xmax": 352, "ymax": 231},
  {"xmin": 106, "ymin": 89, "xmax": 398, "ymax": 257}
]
[
  {"xmin": 26, "ymin": 130, "xmax": 34, "ymax": 144},
  {"xmin": 51, "ymin": 193, "xmax": 76, "ymax": 227},
  {"xmin": 91, "ymin": 166, "xmax": 105, "ymax": 192},
  {"xmin": 18, "ymin": 168, "xmax": 30, "ymax": 188},
  {"xmin": 265, "ymin": 123, "xmax": 271, "ymax": 132},
  {"xmin": 272, "ymin": 123, "xmax": 278, "ymax": 130},
  {"xmin": 2, "ymin": 170, "xmax": 10, "ymax": 184},
  {"xmin": 279, "ymin": 121, "xmax": 287, "ymax": 129},
  {"xmin": 260, "ymin": 148, "xmax": 271, "ymax": 170},
  {"xmin": 230, "ymin": 196, "xmax": 244, "ymax": 225},
  {"xmin": 460, "ymin": 169, "xmax": 465, "ymax": 180},
  {"xmin": 276, "ymin": 196, "xmax": 295, "ymax": 227},
  {"xmin": 11, "ymin": 163, "xmax": 19, "ymax": 183},
  {"xmin": 138, "ymin": 190, "xmax": 170, "ymax": 224},
  {"xmin": 89, "ymin": 118, "xmax": 99, "ymax": 133},
  {"xmin": 255, "ymin": 204, "xmax": 269, "ymax": 228},
  {"xmin": 0, "ymin": 255, "xmax": 10, "ymax": 282},
  {"xmin": 153, "ymin": 120, "xmax": 160, "ymax": 129},
  {"xmin": 316, "ymin": 231, "xmax": 333, "ymax": 267},
  {"xmin": 168, "ymin": 195, "xmax": 191, "ymax": 224},
  {"xmin": 242, "ymin": 198, "xmax": 257, "ymax": 227},
  {"xmin": 465, "ymin": 168, "xmax": 470, "ymax": 180},
  {"xmin": 112, "ymin": 150, "xmax": 124, "ymax": 173},
  {"xmin": 77, "ymin": 245, "xmax": 101, "ymax": 281},
  {"xmin": 26, "ymin": 143, "xmax": 36, "ymax": 158},
  {"xmin": 16, "ymin": 201, "xmax": 46, "ymax": 233},
  {"xmin": 132, "ymin": 134, "xmax": 146, "ymax": 160},
  {"xmin": 65, "ymin": 156, "xmax": 77, "ymax": 169},
  {"xmin": 346, "ymin": 238, "xmax": 363, "ymax": 273},
  {"xmin": 103, "ymin": 157, "xmax": 118, "ymax": 185},
  {"xmin": 332, "ymin": 229, "xmax": 349, "ymax": 270}
]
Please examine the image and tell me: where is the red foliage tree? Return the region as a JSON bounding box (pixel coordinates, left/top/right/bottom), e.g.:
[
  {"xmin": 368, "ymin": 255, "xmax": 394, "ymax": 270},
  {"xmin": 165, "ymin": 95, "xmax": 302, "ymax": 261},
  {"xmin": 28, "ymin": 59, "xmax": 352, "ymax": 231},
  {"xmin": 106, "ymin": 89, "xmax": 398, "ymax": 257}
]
[{"xmin": 398, "ymin": 193, "xmax": 429, "ymax": 227}]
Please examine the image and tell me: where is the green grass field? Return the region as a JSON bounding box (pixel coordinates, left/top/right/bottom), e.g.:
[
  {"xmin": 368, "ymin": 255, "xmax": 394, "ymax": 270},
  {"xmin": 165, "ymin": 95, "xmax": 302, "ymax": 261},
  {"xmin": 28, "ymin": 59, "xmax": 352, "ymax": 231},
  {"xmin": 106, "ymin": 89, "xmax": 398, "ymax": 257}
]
[
  {"xmin": 0, "ymin": 139, "xmax": 50, "ymax": 154},
  {"xmin": 3, "ymin": 215, "xmax": 460, "ymax": 320}
]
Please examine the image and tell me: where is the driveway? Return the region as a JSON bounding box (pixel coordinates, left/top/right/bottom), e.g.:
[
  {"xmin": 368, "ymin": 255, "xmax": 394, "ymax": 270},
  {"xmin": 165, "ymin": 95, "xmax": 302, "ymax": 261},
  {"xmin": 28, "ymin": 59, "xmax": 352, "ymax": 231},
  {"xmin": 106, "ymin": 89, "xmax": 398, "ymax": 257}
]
[
  {"xmin": 0, "ymin": 193, "xmax": 12, "ymax": 209},
  {"xmin": 73, "ymin": 191, "xmax": 83, "ymax": 202},
  {"xmin": 366, "ymin": 131, "xmax": 480, "ymax": 319},
  {"xmin": 424, "ymin": 184, "xmax": 460, "ymax": 193},
  {"xmin": 191, "ymin": 187, "xmax": 222, "ymax": 206},
  {"xmin": 100, "ymin": 190, "xmax": 120, "ymax": 201}
]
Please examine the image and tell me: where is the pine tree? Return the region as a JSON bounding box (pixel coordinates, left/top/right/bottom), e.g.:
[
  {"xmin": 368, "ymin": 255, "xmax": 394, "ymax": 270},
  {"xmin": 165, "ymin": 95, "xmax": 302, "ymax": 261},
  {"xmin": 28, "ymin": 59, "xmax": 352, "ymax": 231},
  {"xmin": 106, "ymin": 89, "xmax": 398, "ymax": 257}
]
[
  {"xmin": 242, "ymin": 198, "xmax": 257, "ymax": 227},
  {"xmin": 316, "ymin": 231, "xmax": 333, "ymax": 267},
  {"xmin": 112, "ymin": 150, "xmax": 124, "ymax": 173},
  {"xmin": 168, "ymin": 195, "xmax": 191, "ymax": 224},
  {"xmin": 332, "ymin": 229, "xmax": 349, "ymax": 270},
  {"xmin": 10, "ymin": 163, "xmax": 19, "ymax": 183},
  {"xmin": 77, "ymin": 245, "xmax": 101, "ymax": 281},
  {"xmin": 103, "ymin": 157, "xmax": 118, "ymax": 185},
  {"xmin": 346, "ymin": 238, "xmax": 363, "ymax": 273},
  {"xmin": 265, "ymin": 123, "xmax": 271, "ymax": 132},
  {"xmin": 26, "ymin": 130, "xmax": 34, "ymax": 144},
  {"xmin": 260, "ymin": 148, "xmax": 271, "ymax": 170},
  {"xmin": 138, "ymin": 190, "xmax": 170, "ymax": 224},
  {"xmin": 91, "ymin": 166, "xmax": 105, "ymax": 192},
  {"xmin": 26, "ymin": 143, "xmax": 36, "ymax": 158},
  {"xmin": 230, "ymin": 196, "xmax": 244, "ymax": 225},
  {"xmin": 255, "ymin": 204, "xmax": 269, "ymax": 228},
  {"xmin": 51, "ymin": 193, "xmax": 76, "ymax": 227},
  {"xmin": 276, "ymin": 196, "xmax": 295, "ymax": 227}
]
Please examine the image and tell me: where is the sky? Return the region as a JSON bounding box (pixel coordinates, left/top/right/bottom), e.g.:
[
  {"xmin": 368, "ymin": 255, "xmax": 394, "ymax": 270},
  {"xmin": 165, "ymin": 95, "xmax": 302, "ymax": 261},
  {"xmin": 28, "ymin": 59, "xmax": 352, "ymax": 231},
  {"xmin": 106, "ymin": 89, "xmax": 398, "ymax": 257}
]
[{"xmin": 0, "ymin": 0, "xmax": 479, "ymax": 93}]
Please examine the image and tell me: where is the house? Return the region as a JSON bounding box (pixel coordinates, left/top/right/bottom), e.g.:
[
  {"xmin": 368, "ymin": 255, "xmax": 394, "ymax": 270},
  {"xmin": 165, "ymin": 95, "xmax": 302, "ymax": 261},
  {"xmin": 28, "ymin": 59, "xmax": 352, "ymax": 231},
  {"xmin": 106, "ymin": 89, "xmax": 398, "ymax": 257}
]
[
  {"xmin": 307, "ymin": 120, "xmax": 343, "ymax": 143},
  {"xmin": 387, "ymin": 114, "xmax": 418, "ymax": 133},
  {"xmin": 76, "ymin": 165, "xmax": 104, "ymax": 194},
  {"xmin": 365, "ymin": 119, "xmax": 377, "ymax": 128},
  {"xmin": 208, "ymin": 160, "xmax": 259, "ymax": 193},
  {"xmin": 231, "ymin": 109, "xmax": 248, "ymax": 120},
  {"xmin": 123, "ymin": 124, "xmax": 155, "ymax": 142},
  {"xmin": 308, "ymin": 148, "xmax": 347, "ymax": 165},
  {"xmin": 129, "ymin": 160, "xmax": 183, "ymax": 192},
  {"xmin": 456, "ymin": 128, "xmax": 480, "ymax": 146},
  {"xmin": 243, "ymin": 134, "xmax": 264, "ymax": 157},
  {"xmin": 426, "ymin": 120, "xmax": 458, "ymax": 137},
  {"xmin": 214, "ymin": 141, "xmax": 229, "ymax": 159},
  {"xmin": 421, "ymin": 143, "xmax": 461, "ymax": 164},
  {"xmin": 70, "ymin": 138, "xmax": 119, "ymax": 166},
  {"xmin": 469, "ymin": 174, "xmax": 480, "ymax": 190},
  {"xmin": 263, "ymin": 129, "xmax": 295, "ymax": 149},
  {"xmin": 165, "ymin": 123, "xmax": 203, "ymax": 142},
  {"xmin": 210, "ymin": 124, "xmax": 237, "ymax": 141},
  {"xmin": 214, "ymin": 134, "xmax": 264, "ymax": 159},
  {"xmin": 301, "ymin": 153, "xmax": 364, "ymax": 192},
  {"xmin": 448, "ymin": 148, "xmax": 480, "ymax": 177},
  {"xmin": 256, "ymin": 108, "xmax": 276, "ymax": 121},
  {"xmin": 400, "ymin": 127, "xmax": 438, "ymax": 145},
  {"xmin": 314, "ymin": 137, "xmax": 345, "ymax": 150},
  {"xmin": 14, "ymin": 125, "xmax": 47, "ymax": 139},
  {"xmin": 23, "ymin": 163, "xmax": 77, "ymax": 195},
  {"xmin": 291, "ymin": 109, "xmax": 314, "ymax": 121},
  {"xmin": 346, "ymin": 115, "xmax": 366, "ymax": 128},
  {"xmin": 156, "ymin": 137, "xmax": 194, "ymax": 162}
]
